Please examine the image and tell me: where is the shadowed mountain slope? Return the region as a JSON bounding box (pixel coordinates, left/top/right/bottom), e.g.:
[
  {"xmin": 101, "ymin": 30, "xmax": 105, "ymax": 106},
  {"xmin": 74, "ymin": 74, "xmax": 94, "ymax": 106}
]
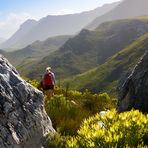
[
  {"xmin": 64, "ymin": 33, "xmax": 148, "ymax": 95},
  {"xmin": 21, "ymin": 18, "xmax": 148, "ymax": 80}
]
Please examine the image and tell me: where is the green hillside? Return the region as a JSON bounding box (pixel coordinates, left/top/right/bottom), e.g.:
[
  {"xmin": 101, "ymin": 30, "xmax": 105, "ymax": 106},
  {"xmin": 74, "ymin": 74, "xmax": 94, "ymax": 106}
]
[
  {"xmin": 22, "ymin": 18, "xmax": 148, "ymax": 80},
  {"xmin": 63, "ymin": 33, "xmax": 148, "ymax": 96},
  {"xmin": 0, "ymin": 35, "xmax": 71, "ymax": 67}
]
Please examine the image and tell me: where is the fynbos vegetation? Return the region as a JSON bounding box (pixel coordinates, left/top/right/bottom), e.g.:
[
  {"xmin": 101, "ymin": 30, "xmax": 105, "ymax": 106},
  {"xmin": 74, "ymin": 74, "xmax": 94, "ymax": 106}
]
[{"xmin": 28, "ymin": 79, "xmax": 148, "ymax": 148}]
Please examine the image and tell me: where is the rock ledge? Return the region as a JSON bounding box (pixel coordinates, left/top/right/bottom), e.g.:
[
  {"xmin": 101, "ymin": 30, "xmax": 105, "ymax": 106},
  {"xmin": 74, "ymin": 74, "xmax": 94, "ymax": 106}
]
[
  {"xmin": 0, "ymin": 54, "xmax": 54, "ymax": 148},
  {"xmin": 118, "ymin": 51, "xmax": 148, "ymax": 113}
]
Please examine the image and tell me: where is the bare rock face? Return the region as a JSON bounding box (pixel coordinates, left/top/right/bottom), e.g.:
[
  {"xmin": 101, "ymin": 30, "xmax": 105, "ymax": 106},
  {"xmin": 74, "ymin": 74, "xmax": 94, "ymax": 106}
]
[
  {"xmin": 0, "ymin": 54, "xmax": 54, "ymax": 148},
  {"xmin": 117, "ymin": 51, "xmax": 148, "ymax": 113}
]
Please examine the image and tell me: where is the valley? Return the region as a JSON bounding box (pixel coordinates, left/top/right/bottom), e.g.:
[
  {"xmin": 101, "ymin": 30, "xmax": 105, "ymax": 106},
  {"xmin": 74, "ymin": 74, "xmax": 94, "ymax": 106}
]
[{"xmin": 0, "ymin": 0, "xmax": 148, "ymax": 147}]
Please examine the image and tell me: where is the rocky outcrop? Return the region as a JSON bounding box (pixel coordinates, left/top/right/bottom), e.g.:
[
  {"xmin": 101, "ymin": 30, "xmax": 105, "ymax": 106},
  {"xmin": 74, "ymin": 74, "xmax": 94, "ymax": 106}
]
[
  {"xmin": 0, "ymin": 54, "xmax": 54, "ymax": 148},
  {"xmin": 117, "ymin": 51, "xmax": 148, "ymax": 113}
]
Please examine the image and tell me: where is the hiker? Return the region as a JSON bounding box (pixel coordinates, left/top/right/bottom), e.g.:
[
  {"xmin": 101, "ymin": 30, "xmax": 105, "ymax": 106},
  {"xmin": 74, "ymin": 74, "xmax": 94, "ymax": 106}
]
[{"xmin": 42, "ymin": 67, "xmax": 56, "ymax": 97}]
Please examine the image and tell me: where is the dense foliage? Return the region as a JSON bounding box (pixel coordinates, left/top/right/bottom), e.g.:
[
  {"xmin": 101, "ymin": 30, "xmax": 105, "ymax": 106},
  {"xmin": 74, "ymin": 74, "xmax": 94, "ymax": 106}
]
[
  {"xmin": 27, "ymin": 79, "xmax": 148, "ymax": 148},
  {"xmin": 45, "ymin": 87, "xmax": 115, "ymax": 135},
  {"xmin": 27, "ymin": 79, "xmax": 115, "ymax": 135},
  {"xmin": 46, "ymin": 110, "xmax": 148, "ymax": 148}
]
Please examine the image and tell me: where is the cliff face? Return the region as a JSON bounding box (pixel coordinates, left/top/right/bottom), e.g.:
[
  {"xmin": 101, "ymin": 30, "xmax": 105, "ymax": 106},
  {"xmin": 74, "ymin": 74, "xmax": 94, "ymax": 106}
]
[
  {"xmin": 0, "ymin": 54, "xmax": 54, "ymax": 148},
  {"xmin": 118, "ymin": 51, "xmax": 148, "ymax": 113}
]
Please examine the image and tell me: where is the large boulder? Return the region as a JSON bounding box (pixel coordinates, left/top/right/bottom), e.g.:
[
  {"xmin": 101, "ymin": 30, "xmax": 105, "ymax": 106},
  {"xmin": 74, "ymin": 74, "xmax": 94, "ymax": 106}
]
[
  {"xmin": 0, "ymin": 54, "xmax": 54, "ymax": 148},
  {"xmin": 117, "ymin": 51, "xmax": 148, "ymax": 113}
]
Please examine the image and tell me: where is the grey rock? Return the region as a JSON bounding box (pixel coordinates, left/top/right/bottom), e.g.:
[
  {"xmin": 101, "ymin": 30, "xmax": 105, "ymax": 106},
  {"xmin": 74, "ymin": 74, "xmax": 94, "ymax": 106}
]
[
  {"xmin": 117, "ymin": 51, "xmax": 148, "ymax": 113},
  {"xmin": 0, "ymin": 54, "xmax": 55, "ymax": 148}
]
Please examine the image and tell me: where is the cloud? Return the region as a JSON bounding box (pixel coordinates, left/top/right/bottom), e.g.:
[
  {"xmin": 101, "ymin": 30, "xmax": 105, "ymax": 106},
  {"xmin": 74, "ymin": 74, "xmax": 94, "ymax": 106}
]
[{"xmin": 0, "ymin": 12, "xmax": 35, "ymax": 39}]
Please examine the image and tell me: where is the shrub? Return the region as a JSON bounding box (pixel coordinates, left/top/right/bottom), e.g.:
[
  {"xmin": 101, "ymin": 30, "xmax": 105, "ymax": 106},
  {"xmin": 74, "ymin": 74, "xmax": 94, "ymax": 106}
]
[
  {"xmin": 22, "ymin": 77, "xmax": 40, "ymax": 88},
  {"xmin": 45, "ymin": 132, "xmax": 70, "ymax": 148},
  {"xmin": 44, "ymin": 88, "xmax": 115, "ymax": 136},
  {"xmin": 26, "ymin": 78, "xmax": 116, "ymax": 136},
  {"xmin": 82, "ymin": 91, "xmax": 113, "ymax": 113},
  {"xmin": 67, "ymin": 109, "xmax": 148, "ymax": 148},
  {"xmin": 45, "ymin": 94, "xmax": 90, "ymax": 135}
]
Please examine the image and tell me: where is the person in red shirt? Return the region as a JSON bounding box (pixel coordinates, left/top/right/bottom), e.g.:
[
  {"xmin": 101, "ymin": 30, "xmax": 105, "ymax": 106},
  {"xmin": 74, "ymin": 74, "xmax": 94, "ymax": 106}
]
[{"xmin": 43, "ymin": 67, "xmax": 56, "ymax": 97}]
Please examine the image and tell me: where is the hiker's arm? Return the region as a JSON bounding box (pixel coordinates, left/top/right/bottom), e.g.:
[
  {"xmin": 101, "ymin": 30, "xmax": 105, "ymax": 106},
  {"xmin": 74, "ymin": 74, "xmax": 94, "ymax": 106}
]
[{"xmin": 52, "ymin": 73, "xmax": 56, "ymax": 86}]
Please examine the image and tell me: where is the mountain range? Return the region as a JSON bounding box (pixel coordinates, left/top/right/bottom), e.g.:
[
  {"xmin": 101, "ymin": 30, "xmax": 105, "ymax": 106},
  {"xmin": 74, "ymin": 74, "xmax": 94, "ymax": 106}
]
[
  {"xmin": 1, "ymin": 0, "xmax": 148, "ymax": 96},
  {"xmin": 0, "ymin": 2, "xmax": 119, "ymax": 49},
  {"xmin": 0, "ymin": 35, "xmax": 71, "ymax": 66},
  {"xmin": 64, "ymin": 32, "xmax": 148, "ymax": 95},
  {"xmin": 87, "ymin": 0, "xmax": 148, "ymax": 29},
  {"xmin": 1, "ymin": 0, "xmax": 148, "ymax": 50},
  {"xmin": 0, "ymin": 38, "xmax": 5, "ymax": 44},
  {"xmin": 19, "ymin": 17, "xmax": 148, "ymax": 80}
]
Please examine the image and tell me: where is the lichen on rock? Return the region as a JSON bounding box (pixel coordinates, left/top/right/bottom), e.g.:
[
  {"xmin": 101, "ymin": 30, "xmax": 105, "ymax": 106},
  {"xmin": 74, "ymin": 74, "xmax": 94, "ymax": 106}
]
[{"xmin": 0, "ymin": 54, "xmax": 54, "ymax": 148}]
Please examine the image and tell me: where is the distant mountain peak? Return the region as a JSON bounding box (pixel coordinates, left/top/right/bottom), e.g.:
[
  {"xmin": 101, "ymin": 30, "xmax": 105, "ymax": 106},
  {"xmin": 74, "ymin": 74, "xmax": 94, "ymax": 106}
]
[
  {"xmin": 20, "ymin": 19, "xmax": 37, "ymax": 28},
  {"xmin": 0, "ymin": 1, "xmax": 119, "ymax": 49},
  {"xmin": 87, "ymin": 0, "xmax": 148, "ymax": 29}
]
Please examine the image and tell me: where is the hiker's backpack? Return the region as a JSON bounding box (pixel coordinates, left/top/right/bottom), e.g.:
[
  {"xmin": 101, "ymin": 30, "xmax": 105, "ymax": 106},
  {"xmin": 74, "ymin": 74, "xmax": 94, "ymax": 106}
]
[{"xmin": 44, "ymin": 72, "xmax": 53, "ymax": 86}]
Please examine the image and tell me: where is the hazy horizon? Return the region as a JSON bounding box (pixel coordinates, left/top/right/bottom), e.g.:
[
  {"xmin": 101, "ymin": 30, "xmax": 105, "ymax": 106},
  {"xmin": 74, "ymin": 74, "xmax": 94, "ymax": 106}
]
[{"xmin": 0, "ymin": 0, "xmax": 120, "ymax": 39}]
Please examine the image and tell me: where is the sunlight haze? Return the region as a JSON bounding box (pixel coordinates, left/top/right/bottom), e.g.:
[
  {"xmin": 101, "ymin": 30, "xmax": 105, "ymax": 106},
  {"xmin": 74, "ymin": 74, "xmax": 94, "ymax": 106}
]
[{"xmin": 0, "ymin": 0, "xmax": 120, "ymax": 39}]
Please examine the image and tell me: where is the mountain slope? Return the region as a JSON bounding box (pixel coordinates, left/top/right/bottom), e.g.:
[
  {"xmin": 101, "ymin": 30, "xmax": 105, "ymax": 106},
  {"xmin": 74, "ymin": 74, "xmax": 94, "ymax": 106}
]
[
  {"xmin": 0, "ymin": 35, "xmax": 71, "ymax": 66},
  {"xmin": 22, "ymin": 18, "xmax": 148, "ymax": 79},
  {"xmin": 0, "ymin": 37, "xmax": 5, "ymax": 44},
  {"xmin": 64, "ymin": 33, "xmax": 148, "ymax": 95},
  {"xmin": 0, "ymin": 2, "xmax": 120, "ymax": 49},
  {"xmin": 87, "ymin": 0, "xmax": 148, "ymax": 29},
  {"xmin": 0, "ymin": 19, "xmax": 37, "ymax": 49}
]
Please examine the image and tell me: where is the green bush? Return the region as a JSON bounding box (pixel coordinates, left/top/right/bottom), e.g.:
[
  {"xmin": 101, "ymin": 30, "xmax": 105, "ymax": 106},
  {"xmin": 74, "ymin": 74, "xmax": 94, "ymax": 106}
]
[
  {"xmin": 45, "ymin": 94, "xmax": 90, "ymax": 135},
  {"xmin": 25, "ymin": 79, "xmax": 116, "ymax": 136},
  {"xmin": 45, "ymin": 132, "xmax": 70, "ymax": 148},
  {"xmin": 66, "ymin": 109, "xmax": 148, "ymax": 148},
  {"xmin": 22, "ymin": 77, "xmax": 40, "ymax": 88},
  {"xmin": 26, "ymin": 79, "xmax": 148, "ymax": 147},
  {"xmin": 82, "ymin": 91, "xmax": 113, "ymax": 113},
  {"xmin": 45, "ymin": 88, "xmax": 115, "ymax": 136}
]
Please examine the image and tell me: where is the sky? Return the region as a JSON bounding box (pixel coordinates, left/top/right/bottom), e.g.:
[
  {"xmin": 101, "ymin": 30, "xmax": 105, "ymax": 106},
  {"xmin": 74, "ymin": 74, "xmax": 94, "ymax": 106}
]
[{"xmin": 0, "ymin": 0, "xmax": 120, "ymax": 39}]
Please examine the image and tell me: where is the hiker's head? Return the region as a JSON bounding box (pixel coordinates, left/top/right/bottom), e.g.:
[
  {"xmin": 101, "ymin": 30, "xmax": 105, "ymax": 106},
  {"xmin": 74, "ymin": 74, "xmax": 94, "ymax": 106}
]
[{"xmin": 46, "ymin": 67, "xmax": 51, "ymax": 72}]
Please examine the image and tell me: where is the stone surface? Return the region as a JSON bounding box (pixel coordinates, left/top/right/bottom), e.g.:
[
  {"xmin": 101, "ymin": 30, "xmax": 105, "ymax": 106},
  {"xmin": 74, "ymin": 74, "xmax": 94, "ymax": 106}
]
[
  {"xmin": 117, "ymin": 51, "xmax": 148, "ymax": 113},
  {"xmin": 0, "ymin": 54, "xmax": 54, "ymax": 148}
]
